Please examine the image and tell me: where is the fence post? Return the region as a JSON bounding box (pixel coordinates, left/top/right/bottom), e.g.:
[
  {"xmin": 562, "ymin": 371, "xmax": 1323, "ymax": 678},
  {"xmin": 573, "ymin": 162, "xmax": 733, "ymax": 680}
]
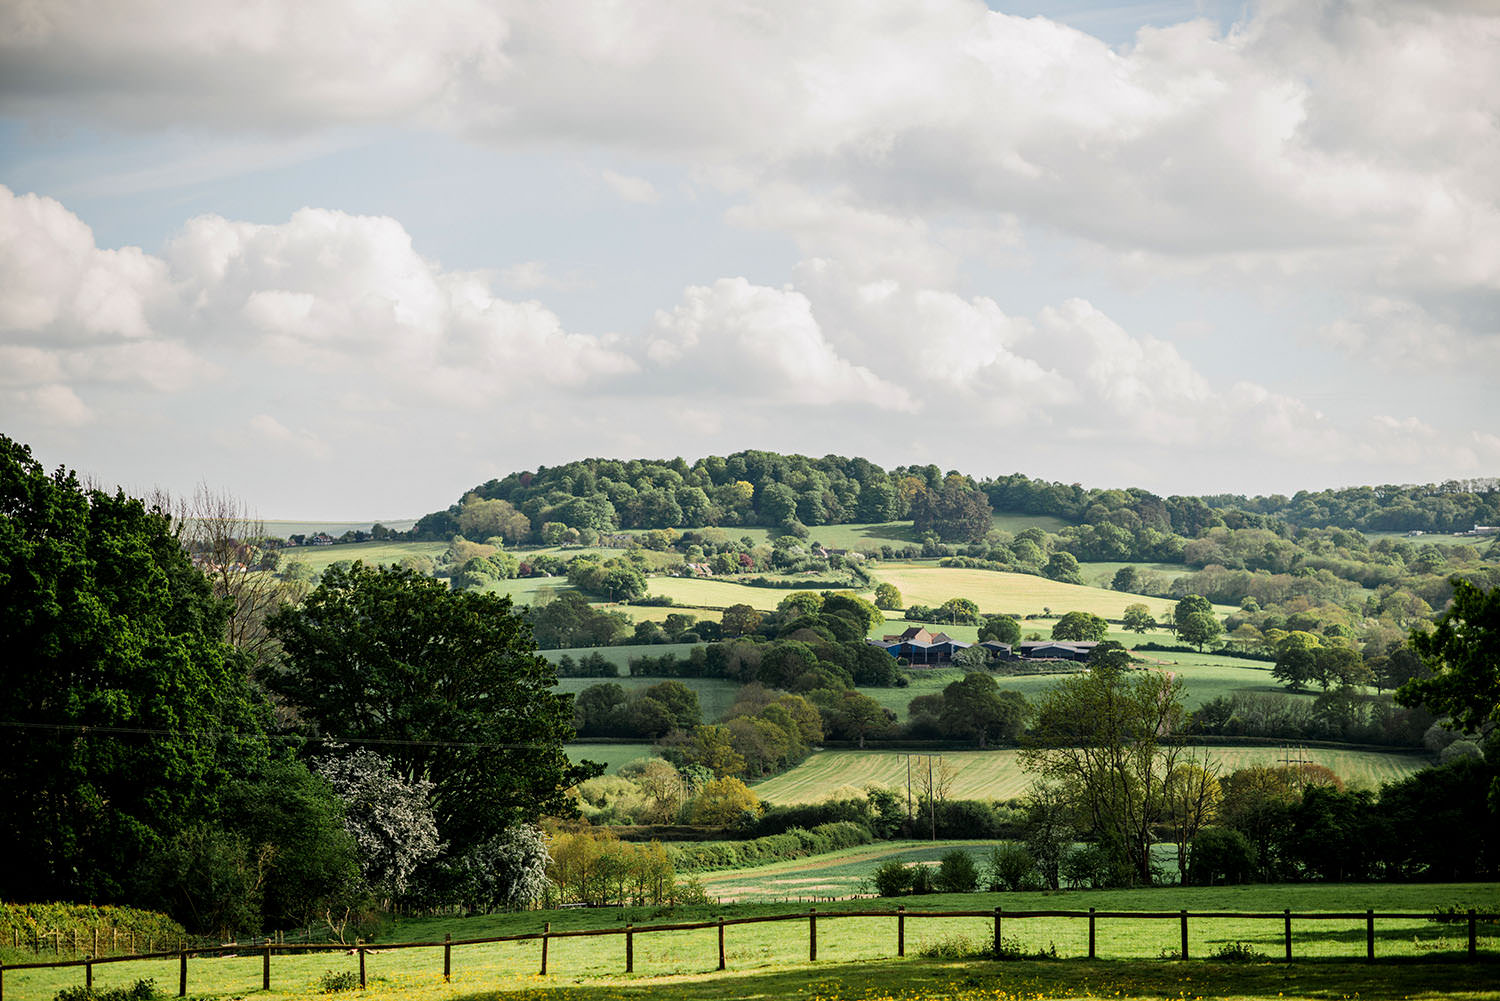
[
  {"xmin": 1088, "ymin": 908, "xmax": 1096, "ymax": 959},
  {"xmin": 443, "ymin": 933, "xmax": 451, "ymax": 982},
  {"xmin": 809, "ymin": 909, "xmax": 817, "ymax": 962},
  {"xmin": 717, "ymin": 917, "xmax": 725, "ymax": 971},
  {"xmin": 540, "ymin": 924, "xmax": 549, "ymax": 976},
  {"xmin": 1469, "ymin": 910, "xmax": 1477, "ymax": 958},
  {"xmin": 1, "ymin": 956, "xmax": 5, "ymax": 1001},
  {"xmin": 178, "ymin": 947, "xmax": 187, "ymax": 997},
  {"xmin": 86, "ymin": 958, "xmax": 93, "ymax": 991},
  {"xmin": 1180, "ymin": 910, "xmax": 1188, "ymax": 961},
  {"xmin": 626, "ymin": 924, "xmax": 633, "ymax": 973},
  {"xmin": 1366, "ymin": 910, "xmax": 1374, "ymax": 962},
  {"xmin": 92, "ymin": 929, "xmax": 99, "ymax": 958},
  {"xmin": 993, "ymin": 907, "xmax": 1002, "ymax": 958},
  {"xmin": 1284, "ymin": 910, "xmax": 1292, "ymax": 962},
  {"xmin": 897, "ymin": 906, "xmax": 905, "ymax": 957},
  {"xmin": 262, "ymin": 939, "xmax": 271, "ymax": 991},
  {"xmin": 359, "ymin": 945, "xmax": 366, "ymax": 988}
]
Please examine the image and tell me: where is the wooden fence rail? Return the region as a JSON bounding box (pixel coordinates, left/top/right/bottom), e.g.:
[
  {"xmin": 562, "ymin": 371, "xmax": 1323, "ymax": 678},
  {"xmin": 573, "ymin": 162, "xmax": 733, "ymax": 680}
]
[{"xmin": 1, "ymin": 908, "xmax": 1493, "ymax": 999}]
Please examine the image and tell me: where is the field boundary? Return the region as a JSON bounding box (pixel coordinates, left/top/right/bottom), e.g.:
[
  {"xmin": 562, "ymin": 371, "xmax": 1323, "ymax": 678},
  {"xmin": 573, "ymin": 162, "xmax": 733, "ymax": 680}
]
[{"xmin": 6, "ymin": 907, "xmax": 1494, "ymax": 994}]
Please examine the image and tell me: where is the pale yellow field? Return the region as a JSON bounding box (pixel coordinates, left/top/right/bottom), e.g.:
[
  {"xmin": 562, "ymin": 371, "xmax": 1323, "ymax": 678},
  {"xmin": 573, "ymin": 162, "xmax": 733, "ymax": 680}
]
[
  {"xmin": 645, "ymin": 577, "xmax": 823, "ymax": 610},
  {"xmin": 750, "ymin": 746, "xmax": 1431, "ymax": 805},
  {"xmin": 868, "ymin": 563, "xmax": 1222, "ymax": 619}
]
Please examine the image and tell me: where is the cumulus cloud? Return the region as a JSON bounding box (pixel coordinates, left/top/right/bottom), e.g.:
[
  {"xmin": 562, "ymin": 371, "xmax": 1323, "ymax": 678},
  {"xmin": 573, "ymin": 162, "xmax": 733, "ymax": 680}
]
[
  {"xmin": 0, "ymin": 185, "xmax": 636, "ymax": 425},
  {"xmin": 645, "ymin": 277, "xmax": 916, "ymax": 411}
]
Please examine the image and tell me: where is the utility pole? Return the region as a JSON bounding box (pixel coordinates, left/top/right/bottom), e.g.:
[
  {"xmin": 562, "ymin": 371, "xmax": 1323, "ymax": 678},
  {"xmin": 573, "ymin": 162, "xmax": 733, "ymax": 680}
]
[{"xmin": 928, "ymin": 755, "xmax": 936, "ymax": 841}]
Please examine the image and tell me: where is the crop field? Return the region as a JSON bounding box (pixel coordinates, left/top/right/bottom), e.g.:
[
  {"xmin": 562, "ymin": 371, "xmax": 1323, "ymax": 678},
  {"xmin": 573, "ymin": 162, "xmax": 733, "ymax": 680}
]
[
  {"xmin": 751, "ymin": 746, "xmax": 1431, "ymax": 806},
  {"xmin": 868, "ymin": 564, "xmax": 1196, "ymax": 619},
  {"xmin": 8, "ymin": 884, "xmax": 1495, "ymax": 1001},
  {"xmin": 480, "ymin": 576, "xmax": 573, "ymax": 605},
  {"xmin": 277, "ymin": 540, "xmax": 449, "ymax": 575},
  {"xmin": 645, "ymin": 577, "xmax": 808, "ymax": 610}
]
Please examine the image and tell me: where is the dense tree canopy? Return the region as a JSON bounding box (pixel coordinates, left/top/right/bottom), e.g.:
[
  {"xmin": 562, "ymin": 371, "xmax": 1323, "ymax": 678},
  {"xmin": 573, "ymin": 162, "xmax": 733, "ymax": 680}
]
[
  {"xmin": 268, "ymin": 563, "xmax": 599, "ymax": 854},
  {"xmin": 1398, "ymin": 579, "xmax": 1500, "ymax": 734},
  {"xmin": 0, "ymin": 436, "xmax": 268, "ymax": 905}
]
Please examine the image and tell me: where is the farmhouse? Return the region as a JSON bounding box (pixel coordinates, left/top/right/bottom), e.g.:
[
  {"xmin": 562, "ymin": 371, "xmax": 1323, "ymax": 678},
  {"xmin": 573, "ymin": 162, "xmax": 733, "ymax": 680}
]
[{"xmin": 871, "ymin": 626, "xmax": 972, "ymax": 664}]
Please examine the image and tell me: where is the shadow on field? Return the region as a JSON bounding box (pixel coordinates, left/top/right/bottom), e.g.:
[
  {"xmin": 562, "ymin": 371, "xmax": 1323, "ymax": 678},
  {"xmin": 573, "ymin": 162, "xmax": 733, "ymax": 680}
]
[{"xmin": 440, "ymin": 956, "xmax": 1499, "ymax": 1000}]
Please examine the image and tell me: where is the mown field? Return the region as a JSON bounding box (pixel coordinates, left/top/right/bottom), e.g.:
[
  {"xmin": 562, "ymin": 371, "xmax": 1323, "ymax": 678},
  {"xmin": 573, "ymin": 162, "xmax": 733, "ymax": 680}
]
[
  {"xmin": 261, "ymin": 518, "xmax": 417, "ymax": 537},
  {"xmin": 867, "ymin": 564, "xmax": 1207, "ymax": 620},
  {"xmin": 749, "ymin": 746, "xmax": 1431, "ymax": 805},
  {"xmin": 276, "ymin": 540, "xmax": 449, "ymax": 575},
  {"xmin": 7, "ymin": 883, "xmax": 1495, "ymax": 1001}
]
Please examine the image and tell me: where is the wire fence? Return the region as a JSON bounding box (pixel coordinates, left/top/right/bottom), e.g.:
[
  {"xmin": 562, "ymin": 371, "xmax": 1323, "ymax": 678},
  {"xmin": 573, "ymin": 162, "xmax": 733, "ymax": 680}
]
[{"xmin": 3, "ymin": 905, "xmax": 1495, "ymax": 999}]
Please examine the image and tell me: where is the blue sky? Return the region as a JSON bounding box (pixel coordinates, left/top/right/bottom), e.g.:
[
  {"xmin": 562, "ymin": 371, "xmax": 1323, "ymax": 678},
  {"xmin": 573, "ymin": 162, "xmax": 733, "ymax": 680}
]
[{"xmin": 1, "ymin": 0, "xmax": 1496, "ymax": 519}]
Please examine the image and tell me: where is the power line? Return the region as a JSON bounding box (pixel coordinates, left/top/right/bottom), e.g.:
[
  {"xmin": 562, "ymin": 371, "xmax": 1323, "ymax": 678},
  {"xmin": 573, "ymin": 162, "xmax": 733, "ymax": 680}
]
[{"xmin": 0, "ymin": 720, "xmax": 563, "ymax": 751}]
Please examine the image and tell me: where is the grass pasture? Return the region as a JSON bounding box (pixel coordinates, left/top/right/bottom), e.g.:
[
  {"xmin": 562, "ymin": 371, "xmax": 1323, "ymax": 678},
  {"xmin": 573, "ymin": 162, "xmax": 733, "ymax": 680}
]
[
  {"xmin": 555, "ymin": 674, "xmax": 741, "ymax": 721},
  {"xmin": 6, "ymin": 884, "xmax": 1495, "ymax": 1001},
  {"xmin": 566, "ymin": 742, "xmax": 659, "ymax": 774},
  {"xmin": 645, "ymin": 577, "xmax": 812, "ymax": 611},
  {"xmin": 751, "ymin": 745, "xmax": 1431, "ymax": 805}
]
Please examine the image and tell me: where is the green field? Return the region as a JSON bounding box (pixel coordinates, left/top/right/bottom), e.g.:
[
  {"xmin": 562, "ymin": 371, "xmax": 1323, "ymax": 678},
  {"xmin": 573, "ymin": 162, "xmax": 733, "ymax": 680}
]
[
  {"xmin": 277, "ymin": 540, "xmax": 449, "ymax": 575},
  {"xmin": 1077, "ymin": 560, "xmax": 1189, "ymax": 590},
  {"xmin": 751, "ymin": 746, "xmax": 1431, "ymax": 805},
  {"xmin": 868, "ymin": 563, "xmax": 1204, "ymax": 619},
  {"xmin": 645, "ymin": 577, "xmax": 817, "ymax": 610},
  {"xmin": 6, "ymin": 883, "xmax": 1494, "ymax": 1001},
  {"xmin": 566, "ymin": 742, "xmax": 659, "ymax": 774}
]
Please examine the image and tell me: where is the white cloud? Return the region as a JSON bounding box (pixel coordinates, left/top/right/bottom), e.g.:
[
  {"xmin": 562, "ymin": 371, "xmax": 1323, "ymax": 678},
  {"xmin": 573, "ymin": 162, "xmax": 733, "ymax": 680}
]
[
  {"xmin": 600, "ymin": 169, "xmax": 660, "ymax": 205},
  {"xmin": 0, "ymin": 185, "xmax": 637, "ymax": 427},
  {"xmin": 646, "ymin": 277, "xmax": 917, "ymax": 411}
]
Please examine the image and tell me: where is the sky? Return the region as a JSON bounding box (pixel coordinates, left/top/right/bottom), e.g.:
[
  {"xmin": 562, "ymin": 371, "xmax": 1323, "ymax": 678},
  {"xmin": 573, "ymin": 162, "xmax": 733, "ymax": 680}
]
[{"xmin": 1, "ymin": 0, "xmax": 1497, "ymax": 521}]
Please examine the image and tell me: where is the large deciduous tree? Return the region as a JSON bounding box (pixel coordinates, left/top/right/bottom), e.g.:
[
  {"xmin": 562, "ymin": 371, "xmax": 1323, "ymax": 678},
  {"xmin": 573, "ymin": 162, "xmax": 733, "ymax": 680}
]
[
  {"xmin": 1021, "ymin": 657, "xmax": 1188, "ymax": 885},
  {"xmin": 909, "ymin": 476, "xmax": 993, "ymax": 543},
  {"xmin": 1173, "ymin": 594, "xmax": 1223, "ymax": 651},
  {"xmin": 0, "ymin": 436, "xmax": 268, "ymax": 905},
  {"xmin": 268, "ymin": 563, "xmax": 599, "ymax": 855},
  {"xmin": 1052, "ymin": 611, "xmax": 1109, "ymax": 642}
]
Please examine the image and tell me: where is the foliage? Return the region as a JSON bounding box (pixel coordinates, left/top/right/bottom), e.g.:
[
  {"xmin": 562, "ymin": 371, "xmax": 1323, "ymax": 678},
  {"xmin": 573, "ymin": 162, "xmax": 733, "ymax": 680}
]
[
  {"xmin": 446, "ymin": 824, "xmax": 550, "ymax": 912},
  {"xmin": 1210, "ymin": 941, "xmax": 1266, "ymax": 962},
  {"xmin": 935, "ymin": 849, "xmax": 979, "ymax": 893},
  {"xmin": 910, "ymin": 476, "xmax": 993, "ymax": 543},
  {"xmin": 317, "ymin": 970, "xmax": 360, "ymax": 993},
  {"xmin": 1022, "ymin": 660, "xmax": 1189, "ymax": 884},
  {"xmin": 55, "ymin": 979, "xmax": 157, "ymax": 1001},
  {"xmin": 873, "ymin": 582, "xmax": 903, "ymax": 610},
  {"xmin": 1051, "ymin": 611, "xmax": 1108, "ymax": 642},
  {"xmin": 672, "ymin": 822, "xmax": 873, "ymax": 873},
  {"xmin": 314, "ymin": 748, "xmax": 441, "ymax": 900},
  {"xmin": 872, "ymin": 859, "xmax": 913, "ymax": 896},
  {"xmin": 687, "ymin": 776, "xmax": 762, "ymax": 825},
  {"xmin": 0, "ymin": 435, "xmax": 269, "ymax": 909},
  {"xmin": 1174, "ymin": 595, "xmax": 1223, "ymax": 651},
  {"xmin": 1122, "ymin": 603, "xmax": 1156, "ymax": 633},
  {"xmin": 269, "ymin": 563, "xmax": 599, "ymax": 857},
  {"xmin": 1398, "ymin": 579, "xmax": 1500, "ymax": 734}
]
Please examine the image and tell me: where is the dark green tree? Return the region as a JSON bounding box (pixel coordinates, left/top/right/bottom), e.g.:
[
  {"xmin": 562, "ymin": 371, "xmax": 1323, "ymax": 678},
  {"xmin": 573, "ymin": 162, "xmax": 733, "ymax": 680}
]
[
  {"xmin": 0, "ymin": 436, "xmax": 267, "ymax": 906},
  {"xmin": 268, "ymin": 563, "xmax": 599, "ymax": 854},
  {"xmin": 1174, "ymin": 595, "xmax": 1223, "ymax": 651},
  {"xmin": 979, "ymin": 614, "xmax": 1022, "ymax": 645},
  {"xmin": 1397, "ymin": 579, "xmax": 1500, "ymax": 733},
  {"xmin": 1052, "ymin": 611, "xmax": 1109, "ymax": 642}
]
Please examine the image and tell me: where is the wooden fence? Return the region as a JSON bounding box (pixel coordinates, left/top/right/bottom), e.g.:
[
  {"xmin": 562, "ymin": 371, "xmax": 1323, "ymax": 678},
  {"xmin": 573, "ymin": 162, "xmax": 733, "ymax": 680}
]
[{"xmin": 2, "ymin": 907, "xmax": 1493, "ymax": 998}]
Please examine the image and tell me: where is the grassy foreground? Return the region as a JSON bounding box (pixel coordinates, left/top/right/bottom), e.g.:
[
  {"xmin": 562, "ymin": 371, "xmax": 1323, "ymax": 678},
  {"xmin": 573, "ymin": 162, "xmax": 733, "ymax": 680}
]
[{"xmin": 9, "ymin": 885, "xmax": 1495, "ymax": 1001}]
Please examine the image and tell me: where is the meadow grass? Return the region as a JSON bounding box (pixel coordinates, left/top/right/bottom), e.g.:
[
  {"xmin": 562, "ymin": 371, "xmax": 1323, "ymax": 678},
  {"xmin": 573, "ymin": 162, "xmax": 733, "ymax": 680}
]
[
  {"xmin": 749, "ymin": 745, "xmax": 1430, "ymax": 805},
  {"xmin": 8, "ymin": 883, "xmax": 1495, "ymax": 1001},
  {"xmin": 643, "ymin": 578, "xmax": 809, "ymax": 611}
]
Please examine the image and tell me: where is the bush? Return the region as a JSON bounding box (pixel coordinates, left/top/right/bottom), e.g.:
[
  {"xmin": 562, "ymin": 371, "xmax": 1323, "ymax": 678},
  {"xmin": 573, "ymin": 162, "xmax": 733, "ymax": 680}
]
[
  {"xmin": 918, "ymin": 934, "xmax": 978, "ymax": 959},
  {"xmin": 318, "ymin": 970, "xmax": 360, "ymax": 993},
  {"xmin": 936, "ymin": 849, "xmax": 979, "ymax": 893},
  {"xmin": 909, "ymin": 864, "xmax": 936, "ymax": 895},
  {"xmin": 1211, "ymin": 941, "xmax": 1266, "ymax": 962},
  {"xmin": 55, "ymin": 981, "xmax": 156, "ymax": 1001},
  {"xmin": 983, "ymin": 843, "xmax": 1036, "ymax": 892},
  {"xmin": 872, "ymin": 859, "xmax": 914, "ymax": 897},
  {"xmin": 670, "ymin": 822, "xmax": 872, "ymax": 873}
]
